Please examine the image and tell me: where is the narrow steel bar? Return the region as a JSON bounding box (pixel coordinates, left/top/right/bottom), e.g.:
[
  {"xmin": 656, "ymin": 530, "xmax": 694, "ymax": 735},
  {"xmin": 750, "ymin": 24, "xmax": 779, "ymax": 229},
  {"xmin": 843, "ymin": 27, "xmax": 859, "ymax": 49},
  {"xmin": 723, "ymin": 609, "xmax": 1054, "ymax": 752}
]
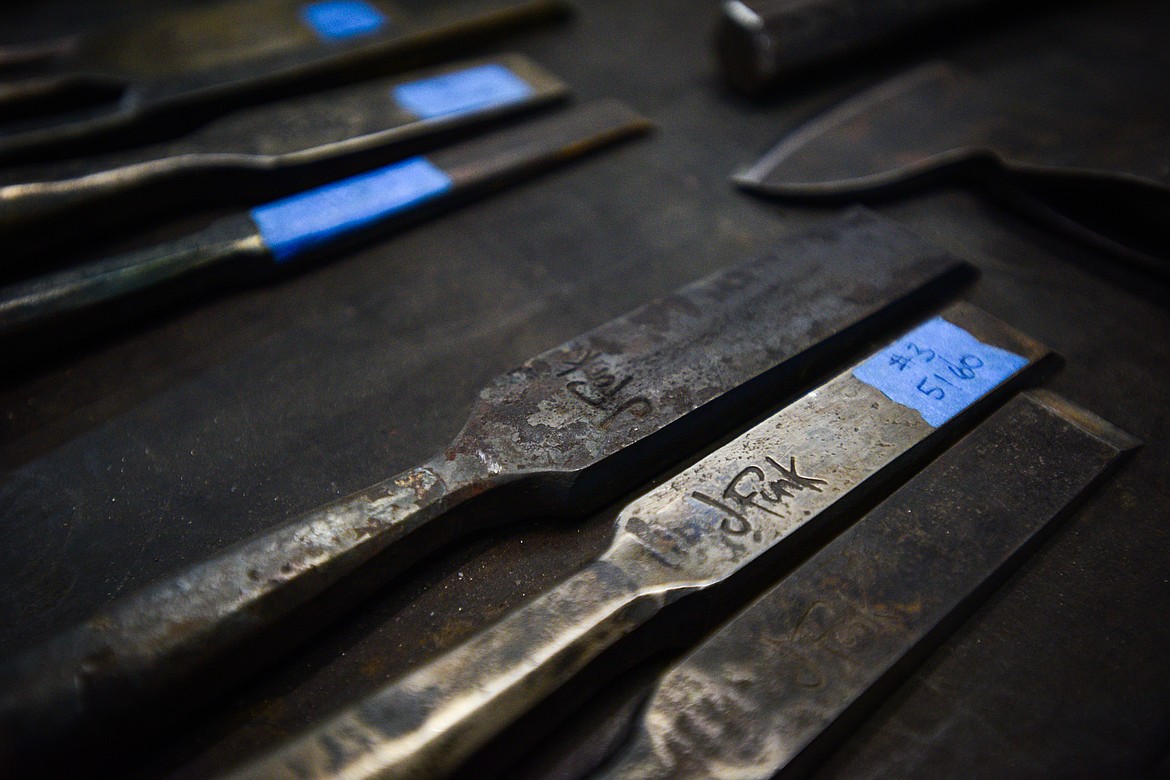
[
  {"xmin": 227, "ymin": 302, "xmax": 1050, "ymax": 780},
  {"xmin": 0, "ymin": 209, "xmax": 971, "ymax": 769},
  {"xmin": 594, "ymin": 390, "xmax": 1139, "ymax": 779}
]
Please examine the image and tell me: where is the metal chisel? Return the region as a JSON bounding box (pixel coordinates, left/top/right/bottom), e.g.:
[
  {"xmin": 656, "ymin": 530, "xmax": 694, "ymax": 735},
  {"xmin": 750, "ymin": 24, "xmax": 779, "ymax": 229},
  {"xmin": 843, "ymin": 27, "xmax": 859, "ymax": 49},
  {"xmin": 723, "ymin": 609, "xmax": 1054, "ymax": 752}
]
[
  {"xmin": 595, "ymin": 390, "xmax": 1138, "ymax": 780},
  {"xmin": 226, "ymin": 302, "xmax": 1052, "ymax": 780},
  {"xmin": 0, "ymin": 209, "xmax": 970, "ymax": 769},
  {"xmin": 0, "ymin": 54, "xmax": 568, "ymax": 262}
]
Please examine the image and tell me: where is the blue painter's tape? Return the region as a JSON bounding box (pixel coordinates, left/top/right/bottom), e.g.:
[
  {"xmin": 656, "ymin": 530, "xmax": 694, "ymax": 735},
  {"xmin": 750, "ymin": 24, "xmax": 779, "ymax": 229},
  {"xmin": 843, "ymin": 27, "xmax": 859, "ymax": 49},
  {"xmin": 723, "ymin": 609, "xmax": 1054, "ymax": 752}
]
[
  {"xmin": 300, "ymin": 0, "xmax": 388, "ymax": 41},
  {"xmin": 852, "ymin": 316, "xmax": 1027, "ymax": 427},
  {"xmin": 392, "ymin": 64, "xmax": 536, "ymax": 120},
  {"xmin": 251, "ymin": 156, "xmax": 451, "ymax": 262}
]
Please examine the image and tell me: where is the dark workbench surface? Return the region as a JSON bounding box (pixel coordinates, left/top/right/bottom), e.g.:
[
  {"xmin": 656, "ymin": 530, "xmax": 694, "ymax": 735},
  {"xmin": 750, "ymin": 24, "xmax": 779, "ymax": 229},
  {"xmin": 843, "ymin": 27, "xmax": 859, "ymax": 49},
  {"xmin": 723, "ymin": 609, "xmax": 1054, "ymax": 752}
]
[{"xmin": 2, "ymin": 0, "xmax": 1168, "ymax": 777}]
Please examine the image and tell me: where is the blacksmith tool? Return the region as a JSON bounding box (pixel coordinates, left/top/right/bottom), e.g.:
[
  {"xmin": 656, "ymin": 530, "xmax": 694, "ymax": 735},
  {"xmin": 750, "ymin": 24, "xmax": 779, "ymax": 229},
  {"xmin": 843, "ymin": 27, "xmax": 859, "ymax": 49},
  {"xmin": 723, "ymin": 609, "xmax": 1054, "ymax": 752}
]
[
  {"xmin": 0, "ymin": 0, "xmax": 570, "ymax": 163},
  {"xmin": 715, "ymin": 0, "xmax": 1021, "ymax": 95},
  {"xmin": 225, "ymin": 302, "xmax": 1051, "ymax": 780},
  {"xmin": 733, "ymin": 0, "xmax": 1170, "ymax": 267},
  {"xmin": 596, "ymin": 390, "xmax": 1138, "ymax": 779},
  {"xmin": 0, "ymin": 98, "xmax": 648, "ymax": 345},
  {"xmin": 0, "ymin": 54, "xmax": 568, "ymax": 263},
  {"xmin": 0, "ymin": 209, "xmax": 971, "ymax": 769}
]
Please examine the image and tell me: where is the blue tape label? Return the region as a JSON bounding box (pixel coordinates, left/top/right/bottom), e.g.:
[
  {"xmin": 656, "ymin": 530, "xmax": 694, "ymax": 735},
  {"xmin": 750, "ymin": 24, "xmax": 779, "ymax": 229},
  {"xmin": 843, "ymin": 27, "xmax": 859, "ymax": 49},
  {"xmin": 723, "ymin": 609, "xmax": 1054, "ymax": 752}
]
[
  {"xmin": 392, "ymin": 63, "xmax": 536, "ymax": 120},
  {"xmin": 300, "ymin": 0, "xmax": 388, "ymax": 41},
  {"xmin": 852, "ymin": 316, "xmax": 1027, "ymax": 427},
  {"xmin": 251, "ymin": 156, "xmax": 451, "ymax": 262}
]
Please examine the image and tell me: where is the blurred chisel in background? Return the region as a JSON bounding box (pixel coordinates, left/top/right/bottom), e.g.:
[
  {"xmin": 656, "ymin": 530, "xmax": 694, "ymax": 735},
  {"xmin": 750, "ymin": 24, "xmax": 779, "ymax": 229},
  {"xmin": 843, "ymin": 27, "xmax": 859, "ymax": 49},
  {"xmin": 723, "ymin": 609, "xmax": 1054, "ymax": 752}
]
[
  {"xmin": 0, "ymin": 98, "xmax": 650, "ymax": 354},
  {"xmin": 0, "ymin": 54, "xmax": 569, "ymax": 268},
  {"xmin": 0, "ymin": 0, "xmax": 571, "ymax": 163}
]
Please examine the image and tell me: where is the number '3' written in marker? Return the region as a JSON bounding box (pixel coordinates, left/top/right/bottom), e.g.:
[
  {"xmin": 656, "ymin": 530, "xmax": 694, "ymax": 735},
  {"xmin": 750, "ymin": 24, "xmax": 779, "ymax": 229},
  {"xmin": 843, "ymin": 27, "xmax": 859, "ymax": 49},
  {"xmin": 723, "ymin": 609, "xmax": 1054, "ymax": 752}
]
[{"xmin": 889, "ymin": 343, "xmax": 985, "ymax": 400}]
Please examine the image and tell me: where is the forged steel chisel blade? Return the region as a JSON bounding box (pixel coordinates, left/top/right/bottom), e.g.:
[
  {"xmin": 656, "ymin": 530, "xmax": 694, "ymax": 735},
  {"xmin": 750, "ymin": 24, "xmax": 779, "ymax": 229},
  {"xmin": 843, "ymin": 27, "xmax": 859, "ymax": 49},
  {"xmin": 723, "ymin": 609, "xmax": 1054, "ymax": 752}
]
[
  {"xmin": 226, "ymin": 302, "xmax": 1052, "ymax": 780},
  {"xmin": 594, "ymin": 390, "xmax": 1139, "ymax": 780},
  {"xmin": 0, "ymin": 0, "xmax": 570, "ymax": 163},
  {"xmin": 0, "ymin": 209, "xmax": 971, "ymax": 768},
  {"xmin": 0, "ymin": 54, "xmax": 568, "ymax": 262}
]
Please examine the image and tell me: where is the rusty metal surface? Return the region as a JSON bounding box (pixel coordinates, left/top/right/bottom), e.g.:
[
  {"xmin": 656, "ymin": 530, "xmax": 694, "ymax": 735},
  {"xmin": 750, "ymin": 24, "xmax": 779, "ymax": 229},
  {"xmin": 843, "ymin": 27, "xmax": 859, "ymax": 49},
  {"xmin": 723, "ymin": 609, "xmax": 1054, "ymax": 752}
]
[
  {"xmin": 593, "ymin": 390, "xmax": 1139, "ymax": 779},
  {"xmin": 0, "ymin": 0, "xmax": 1168, "ymax": 778},
  {"xmin": 734, "ymin": 0, "xmax": 1170, "ymax": 262},
  {"xmin": 226, "ymin": 303, "xmax": 1050, "ymax": 779},
  {"xmin": 0, "ymin": 0, "xmax": 570, "ymax": 164},
  {"xmin": 0, "ymin": 210, "xmax": 969, "ymax": 773},
  {"xmin": 0, "ymin": 54, "xmax": 569, "ymax": 264}
]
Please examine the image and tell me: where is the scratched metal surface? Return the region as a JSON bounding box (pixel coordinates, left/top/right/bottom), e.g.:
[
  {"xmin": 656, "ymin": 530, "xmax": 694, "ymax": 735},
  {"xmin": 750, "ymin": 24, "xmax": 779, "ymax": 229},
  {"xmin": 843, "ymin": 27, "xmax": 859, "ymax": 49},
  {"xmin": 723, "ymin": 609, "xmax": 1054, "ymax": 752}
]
[
  {"xmin": 227, "ymin": 303, "xmax": 1046, "ymax": 780},
  {"xmin": 592, "ymin": 390, "xmax": 1139, "ymax": 780},
  {"xmin": 0, "ymin": 1, "xmax": 1168, "ymax": 779}
]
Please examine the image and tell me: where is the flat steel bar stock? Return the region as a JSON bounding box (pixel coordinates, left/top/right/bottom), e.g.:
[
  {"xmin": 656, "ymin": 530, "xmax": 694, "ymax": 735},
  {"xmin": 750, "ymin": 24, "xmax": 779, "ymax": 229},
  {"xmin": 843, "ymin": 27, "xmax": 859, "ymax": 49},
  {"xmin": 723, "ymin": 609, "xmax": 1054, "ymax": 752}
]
[
  {"xmin": 594, "ymin": 390, "xmax": 1139, "ymax": 780},
  {"xmin": 0, "ymin": 0, "xmax": 570, "ymax": 163},
  {"xmin": 226, "ymin": 302, "xmax": 1052, "ymax": 780},
  {"xmin": 0, "ymin": 98, "xmax": 649, "ymax": 345},
  {"xmin": 0, "ymin": 54, "xmax": 569, "ymax": 261},
  {"xmin": 0, "ymin": 209, "xmax": 971, "ymax": 768}
]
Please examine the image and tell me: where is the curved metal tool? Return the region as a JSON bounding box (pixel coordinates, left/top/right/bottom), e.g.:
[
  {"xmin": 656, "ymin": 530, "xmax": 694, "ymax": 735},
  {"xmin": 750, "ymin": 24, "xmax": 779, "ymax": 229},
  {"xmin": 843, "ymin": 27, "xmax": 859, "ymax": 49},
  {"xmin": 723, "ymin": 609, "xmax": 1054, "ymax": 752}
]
[
  {"xmin": 0, "ymin": 54, "xmax": 567, "ymax": 262},
  {"xmin": 0, "ymin": 98, "xmax": 648, "ymax": 346},
  {"xmin": 734, "ymin": 60, "xmax": 1170, "ymax": 199},
  {"xmin": 0, "ymin": 0, "xmax": 570, "ymax": 163},
  {"xmin": 595, "ymin": 390, "xmax": 1138, "ymax": 780},
  {"xmin": 226, "ymin": 302, "xmax": 1051, "ymax": 780},
  {"xmin": 0, "ymin": 209, "xmax": 971, "ymax": 769},
  {"xmin": 733, "ymin": 0, "xmax": 1170, "ymax": 263}
]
